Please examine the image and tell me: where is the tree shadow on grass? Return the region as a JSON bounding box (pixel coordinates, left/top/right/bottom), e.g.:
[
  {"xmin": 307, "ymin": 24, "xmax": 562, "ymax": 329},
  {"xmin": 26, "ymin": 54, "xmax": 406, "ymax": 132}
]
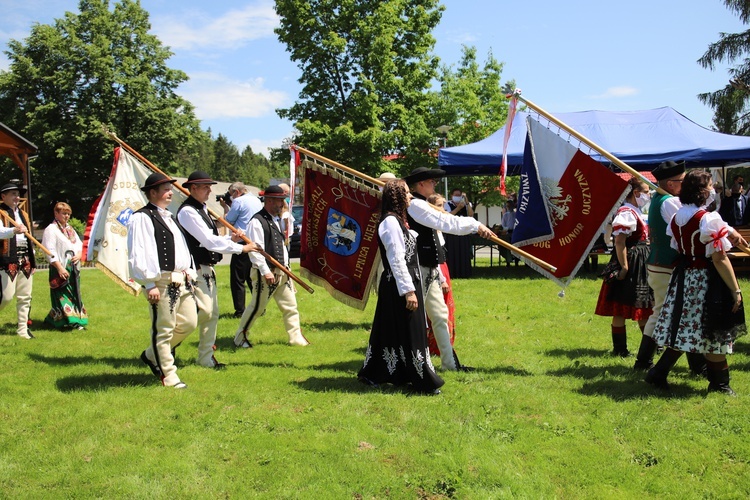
[
  {"xmin": 547, "ymin": 364, "xmax": 699, "ymax": 400},
  {"xmin": 294, "ymin": 376, "xmax": 429, "ymax": 396},
  {"xmin": 56, "ymin": 373, "xmax": 158, "ymax": 392},
  {"xmin": 306, "ymin": 321, "xmax": 372, "ymax": 332},
  {"xmin": 474, "ymin": 365, "xmax": 534, "ymax": 377},
  {"xmin": 544, "ymin": 347, "xmax": 611, "ymax": 360},
  {"xmin": 28, "ymin": 353, "xmax": 142, "ymax": 370},
  {"xmin": 576, "ymin": 379, "xmax": 696, "ymax": 401},
  {"xmin": 294, "ymin": 375, "xmax": 374, "ymax": 394}
]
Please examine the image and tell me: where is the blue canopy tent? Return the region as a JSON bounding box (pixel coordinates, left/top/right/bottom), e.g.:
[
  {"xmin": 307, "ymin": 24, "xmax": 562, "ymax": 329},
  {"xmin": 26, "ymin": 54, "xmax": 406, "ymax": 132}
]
[{"xmin": 438, "ymin": 107, "xmax": 750, "ymax": 176}]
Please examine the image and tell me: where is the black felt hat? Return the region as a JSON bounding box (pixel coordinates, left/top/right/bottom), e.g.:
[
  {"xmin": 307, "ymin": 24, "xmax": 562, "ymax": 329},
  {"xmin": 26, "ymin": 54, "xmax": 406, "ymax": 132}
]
[
  {"xmin": 140, "ymin": 173, "xmax": 176, "ymax": 192},
  {"xmin": 403, "ymin": 167, "xmax": 446, "ymax": 185},
  {"xmin": 261, "ymin": 185, "xmax": 287, "ymax": 199},
  {"xmin": 0, "ymin": 182, "xmax": 26, "ymax": 196},
  {"xmin": 182, "ymin": 171, "xmax": 218, "ymax": 188},
  {"xmin": 652, "ymin": 161, "xmax": 685, "ymax": 181}
]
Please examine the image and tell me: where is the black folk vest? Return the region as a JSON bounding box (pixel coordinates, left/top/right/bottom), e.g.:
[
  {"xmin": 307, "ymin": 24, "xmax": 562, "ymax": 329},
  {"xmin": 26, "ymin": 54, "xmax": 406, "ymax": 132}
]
[
  {"xmin": 135, "ymin": 203, "xmax": 177, "ymax": 272},
  {"xmin": 178, "ymin": 196, "xmax": 222, "ymax": 266},
  {"xmin": 254, "ymin": 208, "xmax": 286, "ymax": 270},
  {"xmin": 406, "ymin": 193, "xmax": 445, "ymax": 267},
  {"xmin": 0, "ymin": 204, "xmax": 35, "ymax": 267}
]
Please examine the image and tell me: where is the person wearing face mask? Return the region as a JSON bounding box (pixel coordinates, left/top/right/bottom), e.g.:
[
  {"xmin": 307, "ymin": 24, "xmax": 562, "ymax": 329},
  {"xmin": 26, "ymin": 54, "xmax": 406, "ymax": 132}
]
[
  {"xmin": 719, "ymin": 174, "xmax": 748, "ymax": 226},
  {"xmin": 442, "ymin": 188, "xmax": 475, "ymax": 278},
  {"xmin": 595, "ymin": 177, "xmax": 654, "ymax": 357},
  {"xmin": 647, "ymin": 170, "xmax": 747, "ymax": 395}
]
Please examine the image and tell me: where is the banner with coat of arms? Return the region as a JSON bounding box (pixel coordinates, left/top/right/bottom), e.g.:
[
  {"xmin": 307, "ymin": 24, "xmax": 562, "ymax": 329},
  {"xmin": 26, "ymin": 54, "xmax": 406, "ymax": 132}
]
[
  {"xmin": 82, "ymin": 146, "xmax": 185, "ymax": 295},
  {"xmin": 512, "ymin": 115, "xmax": 629, "ymax": 287},
  {"xmin": 298, "ymin": 158, "xmax": 381, "ymax": 310}
]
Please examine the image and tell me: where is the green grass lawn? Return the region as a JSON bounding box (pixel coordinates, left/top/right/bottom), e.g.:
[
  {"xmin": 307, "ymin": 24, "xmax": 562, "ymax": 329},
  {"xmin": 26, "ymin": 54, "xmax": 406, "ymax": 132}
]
[{"xmin": 1, "ymin": 261, "xmax": 749, "ymax": 498}]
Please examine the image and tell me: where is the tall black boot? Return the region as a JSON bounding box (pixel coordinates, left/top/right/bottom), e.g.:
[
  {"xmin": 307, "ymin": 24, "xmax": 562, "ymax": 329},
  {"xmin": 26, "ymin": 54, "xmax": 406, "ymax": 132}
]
[
  {"xmin": 706, "ymin": 360, "xmax": 736, "ymax": 396},
  {"xmin": 645, "ymin": 348, "xmax": 683, "ymax": 391},
  {"xmin": 686, "ymin": 352, "xmax": 708, "ymax": 378},
  {"xmin": 611, "ymin": 325, "xmax": 630, "ymax": 357},
  {"xmin": 633, "ymin": 335, "xmax": 657, "ymax": 370}
]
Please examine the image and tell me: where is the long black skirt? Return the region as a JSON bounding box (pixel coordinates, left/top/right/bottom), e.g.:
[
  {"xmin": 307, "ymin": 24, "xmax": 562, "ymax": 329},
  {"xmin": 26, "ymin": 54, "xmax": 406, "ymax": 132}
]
[
  {"xmin": 444, "ymin": 234, "xmax": 472, "ymax": 278},
  {"xmin": 358, "ymin": 273, "xmax": 444, "ymax": 393}
]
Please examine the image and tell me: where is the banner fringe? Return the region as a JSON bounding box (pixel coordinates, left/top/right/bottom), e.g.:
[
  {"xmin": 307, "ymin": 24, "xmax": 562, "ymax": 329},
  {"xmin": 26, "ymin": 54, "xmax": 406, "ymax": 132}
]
[{"xmin": 95, "ymin": 261, "xmax": 140, "ymax": 296}]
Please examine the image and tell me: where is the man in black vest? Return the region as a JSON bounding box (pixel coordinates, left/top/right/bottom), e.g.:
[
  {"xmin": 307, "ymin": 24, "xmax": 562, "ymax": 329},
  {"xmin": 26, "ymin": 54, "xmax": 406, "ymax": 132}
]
[
  {"xmin": 177, "ymin": 171, "xmax": 257, "ymax": 368},
  {"xmin": 128, "ymin": 173, "xmax": 197, "ymax": 389},
  {"xmin": 233, "ymin": 185, "xmax": 309, "ymax": 348},
  {"xmin": 404, "ymin": 167, "xmax": 495, "ymax": 371},
  {"xmin": 0, "ymin": 182, "xmax": 35, "ymax": 339}
]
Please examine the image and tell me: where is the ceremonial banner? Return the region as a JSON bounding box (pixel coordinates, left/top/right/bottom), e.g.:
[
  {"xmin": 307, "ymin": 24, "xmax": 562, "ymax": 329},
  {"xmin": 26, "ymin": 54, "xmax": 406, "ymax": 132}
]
[
  {"xmin": 83, "ymin": 147, "xmax": 185, "ymax": 295},
  {"xmin": 513, "ymin": 116, "xmax": 629, "ymax": 287},
  {"xmin": 299, "ymin": 159, "xmax": 381, "ymax": 309}
]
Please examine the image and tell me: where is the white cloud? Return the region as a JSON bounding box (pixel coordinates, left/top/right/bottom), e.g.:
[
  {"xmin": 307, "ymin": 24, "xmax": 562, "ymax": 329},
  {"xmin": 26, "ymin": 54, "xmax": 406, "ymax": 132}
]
[
  {"xmin": 153, "ymin": 2, "xmax": 278, "ymax": 51},
  {"xmin": 590, "ymin": 86, "xmax": 639, "ymax": 99},
  {"xmin": 178, "ymin": 72, "xmax": 288, "ymax": 120},
  {"xmin": 239, "ymin": 135, "xmax": 291, "ymax": 159}
]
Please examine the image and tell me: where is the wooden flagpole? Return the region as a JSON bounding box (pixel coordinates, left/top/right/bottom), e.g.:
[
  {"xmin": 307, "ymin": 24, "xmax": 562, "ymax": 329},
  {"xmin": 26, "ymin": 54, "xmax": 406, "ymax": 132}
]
[
  {"xmin": 512, "ymin": 92, "xmax": 667, "ymax": 196},
  {"xmin": 106, "ymin": 131, "xmax": 315, "ymax": 294},
  {"xmin": 0, "ymin": 211, "xmax": 53, "ymax": 257},
  {"xmin": 293, "ymin": 146, "xmax": 558, "ymax": 273}
]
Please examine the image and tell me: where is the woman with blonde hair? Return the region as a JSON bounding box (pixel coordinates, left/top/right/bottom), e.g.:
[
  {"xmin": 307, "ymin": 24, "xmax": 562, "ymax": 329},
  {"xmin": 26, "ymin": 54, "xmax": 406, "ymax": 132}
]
[{"xmin": 42, "ymin": 202, "xmax": 88, "ymax": 329}]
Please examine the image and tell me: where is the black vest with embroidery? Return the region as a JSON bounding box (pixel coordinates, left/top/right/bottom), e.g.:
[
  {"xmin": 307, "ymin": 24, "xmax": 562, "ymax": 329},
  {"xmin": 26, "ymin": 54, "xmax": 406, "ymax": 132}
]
[
  {"xmin": 406, "ymin": 193, "xmax": 446, "ymax": 267},
  {"xmin": 254, "ymin": 208, "xmax": 286, "ymax": 269},
  {"xmin": 136, "ymin": 203, "xmax": 176, "ymax": 272},
  {"xmin": 178, "ymin": 196, "xmax": 222, "ymax": 266},
  {"xmin": 0, "ymin": 204, "xmax": 35, "ymax": 267}
]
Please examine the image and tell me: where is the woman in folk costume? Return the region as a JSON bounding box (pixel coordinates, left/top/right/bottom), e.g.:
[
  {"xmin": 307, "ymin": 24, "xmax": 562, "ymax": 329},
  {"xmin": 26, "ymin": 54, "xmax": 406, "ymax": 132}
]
[
  {"xmin": 595, "ymin": 176, "xmax": 654, "ymax": 356},
  {"xmin": 42, "ymin": 202, "xmax": 88, "ymax": 329},
  {"xmin": 358, "ymin": 179, "xmax": 444, "ymax": 395},
  {"xmin": 425, "ymin": 193, "xmax": 455, "ymax": 356},
  {"xmin": 647, "ymin": 170, "xmax": 746, "ymax": 395}
]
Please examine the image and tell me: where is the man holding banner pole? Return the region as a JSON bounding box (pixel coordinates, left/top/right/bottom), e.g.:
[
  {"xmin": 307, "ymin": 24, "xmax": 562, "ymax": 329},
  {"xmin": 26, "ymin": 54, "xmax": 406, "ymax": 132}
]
[
  {"xmin": 404, "ymin": 167, "xmax": 495, "ymax": 371},
  {"xmin": 177, "ymin": 171, "xmax": 257, "ymax": 369},
  {"xmin": 129, "ymin": 173, "xmax": 198, "ymax": 389},
  {"xmin": 234, "ymin": 185, "xmax": 309, "ymax": 348}
]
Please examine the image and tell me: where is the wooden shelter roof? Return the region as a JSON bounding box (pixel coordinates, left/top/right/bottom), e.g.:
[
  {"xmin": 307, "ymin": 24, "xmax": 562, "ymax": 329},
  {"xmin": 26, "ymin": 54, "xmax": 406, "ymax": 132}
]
[{"xmin": 0, "ymin": 122, "xmax": 38, "ymax": 168}]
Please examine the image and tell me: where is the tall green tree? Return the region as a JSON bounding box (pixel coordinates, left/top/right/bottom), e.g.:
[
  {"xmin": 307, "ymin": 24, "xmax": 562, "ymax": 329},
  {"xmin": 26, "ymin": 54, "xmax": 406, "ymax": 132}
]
[
  {"xmin": 429, "ymin": 46, "xmax": 514, "ymax": 209},
  {"xmin": 274, "ymin": 0, "xmax": 444, "ymax": 176},
  {"xmin": 698, "ymin": 0, "xmax": 750, "ymax": 134},
  {"xmin": 0, "ymin": 0, "xmax": 201, "ymax": 218}
]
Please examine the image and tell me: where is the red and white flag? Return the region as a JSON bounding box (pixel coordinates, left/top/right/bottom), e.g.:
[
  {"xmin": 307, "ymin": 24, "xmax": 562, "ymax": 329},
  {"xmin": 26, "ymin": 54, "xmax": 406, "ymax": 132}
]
[{"xmin": 513, "ymin": 115, "xmax": 629, "ymax": 287}]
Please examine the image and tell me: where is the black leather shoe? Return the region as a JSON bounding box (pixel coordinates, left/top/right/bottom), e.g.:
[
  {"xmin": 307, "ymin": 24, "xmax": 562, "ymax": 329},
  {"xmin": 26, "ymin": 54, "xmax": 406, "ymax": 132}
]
[
  {"xmin": 140, "ymin": 351, "xmax": 162, "ymax": 378},
  {"xmin": 211, "ymin": 356, "xmax": 226, "ymax": 370},
  {"xmin": 645, "ymin": 367, "xmax": 670, "ymax": 391},
  {"xmin": 633, "ymin": 359, "xmax": 653, "ymax": 371}
]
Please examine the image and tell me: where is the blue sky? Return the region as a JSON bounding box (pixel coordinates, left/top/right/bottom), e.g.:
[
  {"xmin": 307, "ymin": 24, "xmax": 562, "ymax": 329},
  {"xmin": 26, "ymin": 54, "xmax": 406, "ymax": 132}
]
[{"xmin": 0, "ymin": 0, "xmax": 747, "ymax": 157}]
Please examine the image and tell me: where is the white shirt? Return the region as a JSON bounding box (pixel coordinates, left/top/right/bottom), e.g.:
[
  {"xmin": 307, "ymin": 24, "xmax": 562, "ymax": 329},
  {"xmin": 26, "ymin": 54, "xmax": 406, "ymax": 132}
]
[
  {"xmin": 42, "ymin": 222, "xmax": 82, "ymax": 266},
  {"xmin": 660, "ymin": 196, "xmax": 682, "ymax": 224},
  {"xmin": 407, "ymin": 198, "xmax": 480, "ymax": 236},
  {"xmin": 177, "ymin": 202, "xmax": 243, "ymax": 257},
  {"xmin": 379, "ymin": 215, "xmax": 417, "ymax": 296},
  {"xmin": 668, "ymin": 204, "xmax": 732, "ymax": 257},
  {"xmin": 127, "ymin": 206, "xmax": 193, "ymax": 290},
  {"xmin": 0, "ymin": 208, "xmax": 28, "ymax": 247},
  {"xmin": 248, "ymin": 213, "xmax": 288, "ymax": 276}
]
